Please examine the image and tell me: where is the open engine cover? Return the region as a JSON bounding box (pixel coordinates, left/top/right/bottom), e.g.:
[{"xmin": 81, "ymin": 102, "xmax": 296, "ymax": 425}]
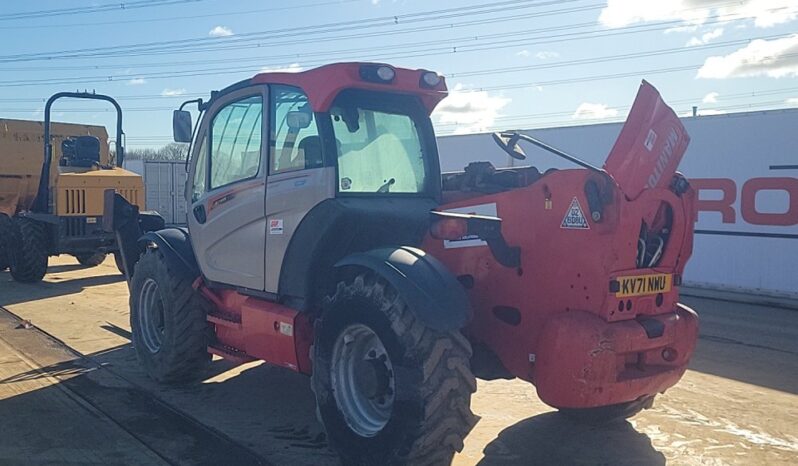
[{"xmin": 603, "ymin": 80, "xmax": 690, "ymax": 200}]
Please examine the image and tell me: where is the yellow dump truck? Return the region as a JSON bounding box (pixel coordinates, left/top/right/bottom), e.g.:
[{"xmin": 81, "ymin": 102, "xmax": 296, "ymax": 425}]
[{"xmin": 0, "ymin": 92, "xmax": 144, "ymax": 282}]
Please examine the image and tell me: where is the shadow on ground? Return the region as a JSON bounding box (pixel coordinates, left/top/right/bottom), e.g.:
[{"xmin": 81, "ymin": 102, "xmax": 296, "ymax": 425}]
[
  {"xmin": 682, "ymin": 296, "xmax": 798, "ymax": 395},
  {"xmin": 0, "ymin": 270, "xmax": 124, "ymax": 307},
  {"xmin": 478, "ymin": 412, "xmax": 665, "ymax": 466}
]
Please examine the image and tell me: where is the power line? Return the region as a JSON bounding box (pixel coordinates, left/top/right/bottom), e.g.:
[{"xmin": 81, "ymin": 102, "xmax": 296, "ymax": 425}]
[
  {"xmin": 2, "ymin": 9, "xmax": 791, "ymax": 88},
  {"xmin": 0, "ymin": 0, "xmax": 204, "ymax": 21},
  {"xmin": 0, "ymin": 5, "xmax": 603, "ymax": 71},
  {"xmin": 0, "ymin": 0, "xmax": 571, "ymax": 62},
  {"xmin": 0, "ymin": 0, "xmax": 361, "ymax": 29}
]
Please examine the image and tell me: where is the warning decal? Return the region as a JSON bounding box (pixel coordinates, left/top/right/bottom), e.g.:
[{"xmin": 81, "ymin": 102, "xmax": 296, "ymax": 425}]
[
  {"xmin": 269, "ymin": 219, "xmax": 284, "ymax": 235},
  {"xmin": 561, "ymin": 197, "xmax": 590, "ymax": 229}
]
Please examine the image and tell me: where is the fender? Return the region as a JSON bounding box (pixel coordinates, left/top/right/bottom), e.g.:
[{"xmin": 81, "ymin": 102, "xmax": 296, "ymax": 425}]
[
  {"xmin": 139, "ymin": 227, "xmax": 200, "ymax": 279},
  {"xmin": 335, "ymin": 246, "xmax": 471, "ymax": 331}
]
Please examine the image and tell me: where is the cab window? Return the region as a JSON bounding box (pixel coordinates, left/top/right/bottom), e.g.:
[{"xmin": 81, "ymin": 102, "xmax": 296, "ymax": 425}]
[
  {"xmin": 270, "ymin": 85, "xmax": 322, "ymax": 173},
  {"xmin": 331, "ymin": 95, "xmax": 428, "ymax": 194},
  {"xmin": 209, "ymin": 95, "xmax": 263, "ymax": 189},
  {"xmin": 191, "ymin": 136, "xmax": 207, "ymax": 202}
]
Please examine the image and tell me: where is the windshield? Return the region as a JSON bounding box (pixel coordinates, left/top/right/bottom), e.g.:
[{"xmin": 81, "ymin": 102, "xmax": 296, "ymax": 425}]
[{"xmin": 331, "ymin": 92, "xmax": 430, "ymax": 194}]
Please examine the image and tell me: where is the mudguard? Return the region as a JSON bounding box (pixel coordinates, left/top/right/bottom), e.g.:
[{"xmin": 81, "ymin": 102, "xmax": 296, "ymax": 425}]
[
  {"xmin": 335, "ymin": 246, "xmax": 471, "ymax": 331},
  {"xmin": 139, "ymin": 227, "xmax": 200, "ymax": 279}
]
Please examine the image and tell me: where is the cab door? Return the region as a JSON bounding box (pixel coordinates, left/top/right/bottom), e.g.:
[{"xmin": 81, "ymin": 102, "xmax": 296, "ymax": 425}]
[{"xmin": 186, "ymin": 86, "xmax": 268, "ymax": 290}]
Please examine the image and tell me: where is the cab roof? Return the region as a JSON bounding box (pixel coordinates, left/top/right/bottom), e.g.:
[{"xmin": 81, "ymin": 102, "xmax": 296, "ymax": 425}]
[{"xmin": 222, "ymin": 62, "xmax": 447, "ymax": 113}]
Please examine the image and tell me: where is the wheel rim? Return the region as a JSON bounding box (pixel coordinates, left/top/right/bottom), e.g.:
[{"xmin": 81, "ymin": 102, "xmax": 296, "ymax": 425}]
[
  {"xmin": 331, "ymin": 323, "xmax": 396, "ymax": 437},
  {"xmin": 138, "ymin": 278, "xmax": 165, "ymax": 353}
]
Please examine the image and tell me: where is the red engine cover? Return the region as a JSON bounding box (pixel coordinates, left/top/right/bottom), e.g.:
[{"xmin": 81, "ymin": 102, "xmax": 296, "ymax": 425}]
[{"xmin": 604, "ymin": 80, "xmax": 690, "ymax": 200}]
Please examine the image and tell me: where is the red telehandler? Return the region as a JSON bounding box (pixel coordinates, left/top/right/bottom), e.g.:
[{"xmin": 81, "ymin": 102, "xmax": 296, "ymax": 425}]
[{"xmin": 106, "ymin": 62, "xmax": 698, "ymax": 465}]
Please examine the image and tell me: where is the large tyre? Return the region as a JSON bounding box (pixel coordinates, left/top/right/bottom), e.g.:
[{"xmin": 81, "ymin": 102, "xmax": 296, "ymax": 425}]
[
  {"xmin": 9, "ymin": 217, "xmax": 49, "ymax": 283},
  {"xmin": 312, "ymin": 273, "xmax": 478, "ymax": 466},
  {"xmin": 0, "ymin": 247, "xmax": 8, "ymax": 272},
  {"xmin": 113, "ymin": 252, "xmax": 126, "ymax": 275},
  {"xmin": 0, "ymin": 215, "xmax": 10, "ymax": 271},
  {"xmin": 75, "ymin": 252, "xmax": 107, "ymax": 267},
  {"xmin": 129, "ymin": 248, "xmax": 211, "ymax": 384},
  {"xmin": 559, "ymin": 395, "xmax": 655, "ymax": 425}
]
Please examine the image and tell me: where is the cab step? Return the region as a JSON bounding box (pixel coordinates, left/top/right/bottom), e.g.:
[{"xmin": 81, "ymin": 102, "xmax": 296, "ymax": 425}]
[{"xmin": 207, "ymin": 344, "xmax": 254, "ymax": 365}]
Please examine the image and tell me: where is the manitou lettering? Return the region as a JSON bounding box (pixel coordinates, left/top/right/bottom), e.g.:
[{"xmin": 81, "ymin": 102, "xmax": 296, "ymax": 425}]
[
  {"xmin": 693, "ymin": 177, "xmax": 798, "ymax": 227},
  {"xmin": 647, "ymin": 128, "xmax": 679, "ymax": 189}
]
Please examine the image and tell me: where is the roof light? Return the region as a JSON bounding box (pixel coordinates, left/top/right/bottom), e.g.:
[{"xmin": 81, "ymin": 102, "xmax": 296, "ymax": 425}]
[
  {"xmin": 359, "ymin": 64, "xmax": 396, "ymax": 84},
  {"xmin": 376, "ymin": 66, "xmax": 395, "ymax": 82},
  {"xmin": 420, "ymin": 71, "xmax": 442, "ymax": 88}
]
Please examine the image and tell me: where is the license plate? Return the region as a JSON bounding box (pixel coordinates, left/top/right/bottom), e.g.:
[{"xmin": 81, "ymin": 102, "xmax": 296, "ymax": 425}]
[{"xmin": 615, "ymin": 273, "xmax": 672, "ymax": 297}]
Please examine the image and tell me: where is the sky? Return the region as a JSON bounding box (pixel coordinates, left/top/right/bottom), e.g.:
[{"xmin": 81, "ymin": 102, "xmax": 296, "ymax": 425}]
[{"xmin": 1, "ymin": 0, "xmax": 797, "ymax": 148}]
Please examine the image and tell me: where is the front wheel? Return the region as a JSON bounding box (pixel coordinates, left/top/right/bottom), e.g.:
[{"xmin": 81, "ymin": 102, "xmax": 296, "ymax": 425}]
[
  {"xmin": 0, "ymin": 215, "xmax": 10, "ymax": 271},
  {"xmin": 312, "ymin": 273, "xmax": 478, "ymax": 466},
  {"xmin": 75, "ymin": 252, "xmax": 107, "ymax": 267},
  {"xmin": 129, "ymin": 248, "xmax": 211, "ymax": 384},
  {"xmin": 558, "ymin": 395, "xmax": 655, "ymax": 424},
  {"xmin": 9, "ymin": 217, "xmax": 49, "ymax": 283}
]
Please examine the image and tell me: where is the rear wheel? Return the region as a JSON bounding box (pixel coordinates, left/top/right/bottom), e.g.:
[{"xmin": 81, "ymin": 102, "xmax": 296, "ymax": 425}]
[
  {"xmin": 129, "ymin": 248, "xmax": 211, "ymax": 384},
  {"xmin": 559, "ymin": 395, "xmax": 655, "ymax": 424},
  {"xmin": 9, "ymin": 217, "xmax": 49, "ymax": 283},
  {"xmin": 312, "ymin": 273, "xmax": 478, "ymax": 466},
  {"xmin": 75, "ymin": 252, "xmax": 107, "ymax": 267}
]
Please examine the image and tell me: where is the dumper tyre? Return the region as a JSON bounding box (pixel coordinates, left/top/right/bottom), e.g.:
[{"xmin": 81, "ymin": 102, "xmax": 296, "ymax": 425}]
[
  {"xmin": 0, "ymin": 215, "xmax": 10, "ymax": 271},
  {"xmin": 0, "ymin": 248, "xmax": 8, "ymax": 272},
  {"xmin": 113, "ymin": 252, "xmax": 125, "ymax": 275},
  {"xmin": 129, "ymin": 248, "xmax": 211, "ymax": 384},
  {"xmin": 75, "ymin": 252, "xmax": 106, "ymax": 267},
  {"xmin": 9, "ymin": 217, "xmax": 48, "ymax": 283},
  {"xmin": 311, "ymin": 273, "xmax": 478, "ymax": 466},
  {"xmin": 559, "ymin": 394, "xmax": 655, "ymax": 425}
]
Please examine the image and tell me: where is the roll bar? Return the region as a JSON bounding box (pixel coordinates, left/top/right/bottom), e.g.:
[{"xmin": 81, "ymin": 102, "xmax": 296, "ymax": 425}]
[{"xmin": 33, "ymin": 92, "xmax": 124, "ymax": 213}]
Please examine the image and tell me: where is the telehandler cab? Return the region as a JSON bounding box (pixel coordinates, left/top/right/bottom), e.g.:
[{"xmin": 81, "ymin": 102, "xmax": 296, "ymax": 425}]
[{"xmin": 107, "ymin": 62, "xmax": 699, "ymax": 465}]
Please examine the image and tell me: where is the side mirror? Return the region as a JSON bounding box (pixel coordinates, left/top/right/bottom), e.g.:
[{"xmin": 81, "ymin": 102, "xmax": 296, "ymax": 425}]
[
  {"xmin": 491, "ymin": 132, "xmax": 526, "ymax": 160},
  {"xmin": 286, "ymin": 111, "xmax": 312, "ymax": 130},
  {"xmin": 173, "ymin": 110, "xmax": 193, "ymax": 143}
]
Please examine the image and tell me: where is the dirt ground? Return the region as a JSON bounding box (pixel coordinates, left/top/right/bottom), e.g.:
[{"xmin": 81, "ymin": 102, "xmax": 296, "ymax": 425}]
[{"xmin": 1, "ymin": 255, "xmax": 796, "ymax": 465}]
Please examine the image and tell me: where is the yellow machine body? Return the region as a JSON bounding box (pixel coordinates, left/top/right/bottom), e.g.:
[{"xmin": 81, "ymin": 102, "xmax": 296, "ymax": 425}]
[{"xmin": 0, "ymin": 118, "xmax": 143, "ymax": 217}]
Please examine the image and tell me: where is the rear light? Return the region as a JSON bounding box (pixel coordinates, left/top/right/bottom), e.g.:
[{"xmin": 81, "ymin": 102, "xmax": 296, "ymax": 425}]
[
  {"xmin": 430, "ymin": 217, "xmax": 468, "ymax": 240},
  {"xmin": 420, "ymin": 71, "xmax": 442, "ymax": 88},
  {"xmin": 359, "ymin": 65, "xmax": 395, "ymax": 84}
]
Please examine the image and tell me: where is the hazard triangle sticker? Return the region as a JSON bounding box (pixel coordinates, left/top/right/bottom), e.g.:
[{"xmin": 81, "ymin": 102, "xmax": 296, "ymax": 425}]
[{"xmin": 561, "ymin": 197, "xmax": 590, "ymax": 229}]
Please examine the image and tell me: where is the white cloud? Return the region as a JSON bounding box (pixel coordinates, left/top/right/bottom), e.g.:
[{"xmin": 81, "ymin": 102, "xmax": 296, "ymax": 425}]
[
  {"xmin": 697, "ymin": 34, "xmax": 798, "ymax": 78},
  {"xmin": 686, "ymin": 28, "xmax": 724, "ymax": 46},
  {"xmin": 259, "ymin": 63, "xmax": 303, "ymax": 73},
  {"xmin": 535, "ymin": 51, "xmax": 560, "ymax": 60},
  {"xmin": 161, "ymin": 88, "xmax": 186, "ymax": 97},
  {"xmin": 702, "ymin": 91, "xmax": 719, "ymax": 103},
  {"xmin": 127, "ymin": 78, "xmax": 146, "ymax": 85},
  {"xmin": 516, "ymin": 50, "xmax": 530, "ymax": 57},
  {"xmin": 433, "ymin": 83, "xmax": 511, "ymax": 134},
  {"xmin": 786, "ymin": 97, "xmax": 798, "ymax": 105},
  {"xmin": 209, "ymin": 26, "xmax": 233, "ymax": 37},
  {"xmin": 572, "ymin": 102, "xmax": 619, "ymax": 120},
  {"xmin": 599, "ymin": 0, "xmax": 798, "ymax": 29}
]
